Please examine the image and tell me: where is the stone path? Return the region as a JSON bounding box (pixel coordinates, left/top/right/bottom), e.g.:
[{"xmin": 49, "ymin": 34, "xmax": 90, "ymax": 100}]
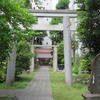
[{"xmin": 0, "ymin": 66, "xmax": 53, "ymax": 100}]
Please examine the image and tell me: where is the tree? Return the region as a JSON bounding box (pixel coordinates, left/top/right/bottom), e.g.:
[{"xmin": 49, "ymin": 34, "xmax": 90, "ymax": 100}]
[
  {"xmin": 0, "ymin": 0, "xmax": 37, "ymax": 85},
  {"xmin": 16, "ymin": 41, "xmax": 32, "ymax": 76},
  {"xmin": 15, "ymin": 0, "xmax": 32, "ymax": 9},
  {"xmin": 76, "ymin": 0, "xmax": 100, "ymax": 56},
  {"xmin": 56, "ymin": 0, "xmax": 69, "ymax": 9},
  {"xmin": 0, "ymin": 0, "xmax": 36, "ymax": 63}
]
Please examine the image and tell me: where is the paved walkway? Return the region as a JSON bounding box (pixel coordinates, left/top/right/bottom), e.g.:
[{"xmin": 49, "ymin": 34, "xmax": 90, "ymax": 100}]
[{"xmin": 0, "ymin": 66, "xmax": 53, "ymax": 100}]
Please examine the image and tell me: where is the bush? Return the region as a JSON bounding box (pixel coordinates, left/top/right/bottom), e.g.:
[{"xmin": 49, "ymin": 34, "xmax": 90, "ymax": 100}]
[
  {"xmin": 72, "ymin": 54, "xmax": 80, "ymax": 74},
  {"xmin": 0, "ymin": 71, "xmax": 6, "ymax": 82},
  {"xmin": 80, "ymin": 53, "xmax": 93, "ymax": 71},
  {"xmin": 73, "ymin": 73, "xmax": 90, "ymax": 84},
  {"xmin": 15, "ymin": 40, "xmax": 33, "ymax": 76},
  {"xmin": 58, "ymin": 41, "xmax": 64, "ymax": 64},
  {"xmin": 0, "ymin": 61, "xmax": 7, "ymax": 82},
  {"xmin": 49, "ymin": 60, "xmax": 53, "ymax": 67},
  {"xmin": 72, "ymin": 53, "xmax": 93, "ymax": 74}
]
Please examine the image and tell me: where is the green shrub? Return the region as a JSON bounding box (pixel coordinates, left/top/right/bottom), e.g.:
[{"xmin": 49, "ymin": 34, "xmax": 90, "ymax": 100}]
[
  {"xmin": 73, "ymin": 73, "xmax": 90, "ymax": 84},
  {"xmin": 80, "ymin": 53, "xmax": 93, "ymax": 71},
  {"xmin": 58, "ymin": 41, "xmax": 64, "ymax": 64},
  {"xmin": 0, "ymin": 71, "xmax": 6, "ymax": 82},
  {"xmin": 72, "ymin": 53, "xmax": 93, "ymax": 74},
  {"xmin": 49, "ymin": 60, "xmax": 53, "ymax": 67},
  {"xmin": 72, "ymin": 54, "xmax": 80, "ymax": 74},
  {"xmin": 0, "ymin": 61, "xmax": 7, "ymax": 82},
  {"xmin": 15, "ymin": 40, "xmax": 33, "ymax": 76}
]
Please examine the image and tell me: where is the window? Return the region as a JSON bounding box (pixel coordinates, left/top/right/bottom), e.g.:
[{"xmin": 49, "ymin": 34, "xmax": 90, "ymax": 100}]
[{"xmin": 38, "ymin": 2, "xmax": 43, "ymax": 5}]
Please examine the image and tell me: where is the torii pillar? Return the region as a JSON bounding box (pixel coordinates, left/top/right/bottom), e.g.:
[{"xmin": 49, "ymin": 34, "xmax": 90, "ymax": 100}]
[
  {"xmin": 30, "ymin": 46, "xmax": 35, "ymax": 72},
  {"xmin": 53, "ymin": 45, "xmax": 58, "ymax": 72},
  {"xmin": 63, "ymin": 16, "xmax": 72, "ymax": 86}
]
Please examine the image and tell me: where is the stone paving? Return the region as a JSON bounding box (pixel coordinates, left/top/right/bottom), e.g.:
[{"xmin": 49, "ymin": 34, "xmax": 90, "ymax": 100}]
[{"xmin": 0, "ymin": 66, "xmax": 53, "ymax": 100}]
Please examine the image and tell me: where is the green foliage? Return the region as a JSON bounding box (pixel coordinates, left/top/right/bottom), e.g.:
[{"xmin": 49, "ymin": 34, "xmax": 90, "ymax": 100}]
[
  {"xmin": 71, "ymin": 38, "xmax": 79, "ymax": 62},
  {"xmin": 58, "ymin": 41, "xmax": 64, "ymax": 64},
  {"xmin": 0, "ymin": 71, "xmax": 6, "ymax": 82},
  {"xmin": 0, "ymin": 61, "xmax": 7, "ymax": 73},
  {"xmin": 71, "ymin": 38, "xmax": 79, "ymax": 51},
  {"xmin": 56, "ymin": 0, "xmax": 69, "ymax": 9},
  {"xmin": 0, "ymin": 18, "xmax": 12, "ymax": 63},
  {"xmin": 49, "ymin": 60, "xmax": 53, "ymax": 66},
  {"xmin": 72, "ymin": 54, "xmax": 80, "ymax": 74},
  {"xmin": 15, "ymin": 41, "xmax": 33, "ymax": 75},
  {"xmin": 50, "ymin": 18, "xmax": 62, "ymax": 25},
  {"xmin": 25, "ymin": 0, "xmax": 32, "ymax": 8},
  {"xmin": 0, "ymin": 61, "xmax": 7, "ymax": 82},
  {"xmin": 0, "ymin": 0, "xmax": 36, "ymax": 65},
  {"xmin": 33, "ymin": 31, "xmax": 47, "ymax": 45},
  {"xmin": 76, "ymin": 0, "xmax": 100, "ymax": 56},
  {"xmin": 73, "ymin": 73, "xmax": 90, "ymax": 84},
  {"xmin": 79, "ymin": 53, "xmax": 93, "ymax": 71},
  {"xmin": 72, "ymin": 53, "xmax": 93, "ymax": 74},
  {"xmin": 14, "ymin": 0, "xmax": 32, "ymax": 8}
]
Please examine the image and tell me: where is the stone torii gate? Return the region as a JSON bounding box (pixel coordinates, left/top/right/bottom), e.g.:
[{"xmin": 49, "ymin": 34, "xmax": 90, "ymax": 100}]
[
  {"xmin": 30, "ymin": 45, "xmax": 58, "ymax": 72},
  {"xmin": 6, "ymin": 10, "xmax": 77, "ymax": 86},
  {"xmin": 29, "ymin": 10, "xmax": 77, "ymax": 86}
]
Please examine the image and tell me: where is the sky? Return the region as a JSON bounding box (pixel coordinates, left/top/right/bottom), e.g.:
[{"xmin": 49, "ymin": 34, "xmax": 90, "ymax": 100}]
[{"xmin": 52, "ymin": 0, "xmax": 58, "ymax": 10}]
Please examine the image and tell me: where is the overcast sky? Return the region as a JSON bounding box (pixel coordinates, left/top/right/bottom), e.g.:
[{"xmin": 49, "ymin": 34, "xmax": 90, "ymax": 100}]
[{"xmin": 52, "ymin": 0, "xmax": 58, "ymax": 10}]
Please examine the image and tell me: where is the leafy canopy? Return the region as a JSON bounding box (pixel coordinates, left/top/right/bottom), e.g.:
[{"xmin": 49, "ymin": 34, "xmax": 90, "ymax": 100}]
[
  {"xmin": 76, "ymin": 0, "xmax": 100, "ymax": 55},
  {"xmin": 56, "ymin": 0, "xmax": 69, "ymax": 9},
  {"xmin": 0, "ymin": 0, "xmax": 36, "ymax": 63}
]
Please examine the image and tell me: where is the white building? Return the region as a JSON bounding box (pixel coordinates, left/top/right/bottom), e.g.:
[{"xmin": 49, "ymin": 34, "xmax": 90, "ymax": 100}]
[{"xmin": 69, "ymin": 0, "xmax": 78, "ymax": 10}]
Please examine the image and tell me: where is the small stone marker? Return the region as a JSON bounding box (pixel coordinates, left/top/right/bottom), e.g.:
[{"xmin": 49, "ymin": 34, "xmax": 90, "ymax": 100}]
[{"xmin": 82, "ymin": 53, "xmax": 100, "ymax": 100}]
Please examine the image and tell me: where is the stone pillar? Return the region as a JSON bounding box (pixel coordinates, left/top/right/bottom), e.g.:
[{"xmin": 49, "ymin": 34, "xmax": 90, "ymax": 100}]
[
  {"xmin": 53, "ymin": 46, "xmax": 58, "ymax": 72},
  {"xmin": 63, "ymin": 16, "xmax": 72, "ymax": 86},
  {"xmin": 6, "ymin": 43, "xmax": 16, "ymax": 85},
  {"xmin": 30, "ymin": 46, "xmax": 35, "ymax": 72}
]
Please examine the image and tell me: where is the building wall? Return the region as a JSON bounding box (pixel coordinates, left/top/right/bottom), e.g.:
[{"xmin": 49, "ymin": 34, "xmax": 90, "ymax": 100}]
[{"xmin": 69, "ymin": 0, "xmax": 78, "ymax": 10}]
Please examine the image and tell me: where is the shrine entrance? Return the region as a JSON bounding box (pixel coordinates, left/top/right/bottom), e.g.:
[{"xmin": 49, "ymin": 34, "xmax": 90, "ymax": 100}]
[
  {"xmin": 36, "ymin": 48, "xmax": 53, "ymax": 66},
  {"xmin": 30, "ymin": 45, "xmax": 58, "ymax": 72},
  {"xmin": 39, "ymin": 58, "xmax": 50, "ymax": 66},
  {"xmin": 29, "ymin": 10, "xmax": 77, "ymax": 86},
  {"xmin": 6, "ymin": 9, "xmax": 77, "ymax": 86}
]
